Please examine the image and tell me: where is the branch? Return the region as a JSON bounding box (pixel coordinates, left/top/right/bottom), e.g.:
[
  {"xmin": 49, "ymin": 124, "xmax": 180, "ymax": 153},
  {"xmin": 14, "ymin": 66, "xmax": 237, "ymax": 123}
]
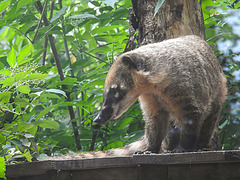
[
  {"xmin": 32, "ymin": 0, "xmax": 48, "ymax": 43},
  {"xmin": 42, "ymin": 0, "xmax": 55, "ymax": 65},
  {"xmin": 35, "ymin": 1, "xmax": 81, "ymax": 150}
]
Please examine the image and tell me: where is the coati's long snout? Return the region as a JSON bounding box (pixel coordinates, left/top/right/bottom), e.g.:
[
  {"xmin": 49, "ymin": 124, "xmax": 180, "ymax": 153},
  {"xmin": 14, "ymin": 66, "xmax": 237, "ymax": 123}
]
[{"xmin": 94, "ymin": 55, "xmax": 140, "ymax": 125}]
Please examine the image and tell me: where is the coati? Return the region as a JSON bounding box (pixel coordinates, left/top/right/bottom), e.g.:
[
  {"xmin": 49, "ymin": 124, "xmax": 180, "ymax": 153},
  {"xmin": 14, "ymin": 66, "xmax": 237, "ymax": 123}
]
[{"xmin": 93, "ymin": 35, "xmax": 227, "ymax": 154}]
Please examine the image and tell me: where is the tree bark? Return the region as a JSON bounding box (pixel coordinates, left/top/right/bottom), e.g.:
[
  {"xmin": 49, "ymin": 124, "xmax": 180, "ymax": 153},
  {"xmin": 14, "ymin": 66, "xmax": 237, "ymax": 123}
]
[
  {"xmin": 131, "ymin": 0, "xmax": 205, "ymax": 46},
  {"xmin": 130, "ymin": 0, "xmax": 220, "ymax": 150}
]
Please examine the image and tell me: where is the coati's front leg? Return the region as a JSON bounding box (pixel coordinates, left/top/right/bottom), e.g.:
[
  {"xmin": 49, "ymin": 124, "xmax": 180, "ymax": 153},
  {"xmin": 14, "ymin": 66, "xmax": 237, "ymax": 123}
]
[{"xmin": 139, "ymin": 94, "xmax": 170, "ymax": 153}]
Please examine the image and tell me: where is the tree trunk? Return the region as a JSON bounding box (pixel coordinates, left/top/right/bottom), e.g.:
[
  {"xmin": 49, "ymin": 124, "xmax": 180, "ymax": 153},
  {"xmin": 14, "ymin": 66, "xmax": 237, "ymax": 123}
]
[
  {"xmin": 131, "ymin": 0, "xmax": 205, "ymax": 46},
  {"xmin": 129, "ymin": 0, "xmax": 220, "ymax": 150}
]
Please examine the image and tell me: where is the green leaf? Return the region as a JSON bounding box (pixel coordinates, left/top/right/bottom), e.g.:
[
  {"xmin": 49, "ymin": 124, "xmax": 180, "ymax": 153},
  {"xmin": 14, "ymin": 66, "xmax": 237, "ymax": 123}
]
[
  {"xmin": 37, "ymin": 120, "xmax": 59, "ymax": 130},
  {"xmin": 9, "ymin": 139, "xmax": 25, "ymax": 153},
  {"xmin": 0, "ymin": 69, "xmax": 11, "ymax": 76},
  {"xmin": 0, "ymin": 157, "xmax": 6, "ymax": 180},
  {"xmin": 15, "ymin": 71, "xmax": 28, "ymax": 81},
  {"xmin": 17, "ymin": 44, "xmax": 33, "ymax": 63},
  {"xmin": 40, "ymin": 93, "xmax": 61, "ymax": 99},
  {"xmin": 45, "ymin": 89, "xmax": 67, "ymax": 98},
  {"xmin": 35, "ymin": 105, "xmax": 57, "ymax": 121},
  {"xmin": 7, "ymin": 47, "xmax": 16, "ymax": 68},
  {"xmin": 26, "ymin": 73, "xmax": 50, "ymax": 80},
  {"xmin": 50, "ymin": 5, "xmax": 67, "ymax": 23},
  {"xmin": 15, "ymin": 97, "xmax": 30, "ymax": 106},
  {"xmin": 0, "ymin": 76, "xmax": 14, "ymax": 87},
  {"xmin": 0, "ymin": 62, "xmax": 4, "ymax": 70},
  {"xmin": 0, "ymin": 92, "xmax": 11, "ymax": 104},
  {"xmin": 154, "ymin": 0, "xmax": 165, "ymax": 16},
  {"xmin": 17, "ymin": 85, "xmax": 31, "ymax": 94},
  {"xmin": 0, "ymin": 0, "xmax": 10, "ymax": 14},
  {"xmin": 17, "ymin": 0, "xmax": 34, "ymax": 11},
  {"xmin": 0, "ymin": 134, "xmax": 6, "ymax": 144},
  {"xmin": 18, "ymin": 122, "xmax": 34, "ymax": 132},
  {"xmin": 57, "ymin": 77, "xmax": 77, "ymax": 86},
  {"xmin": 23, "ymin": 150, "xmax": 32, "ymax": 162},
  {"xmin": 67, "ymin": 14, "xmax": 97, "ymax": 20}
]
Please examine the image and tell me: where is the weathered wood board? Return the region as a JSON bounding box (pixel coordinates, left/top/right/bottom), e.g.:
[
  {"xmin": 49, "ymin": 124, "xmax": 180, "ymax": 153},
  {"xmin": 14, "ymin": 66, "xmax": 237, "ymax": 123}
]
[{"xmin": 6, "ymin": 150, "xmax": 240, "ymax": 180}]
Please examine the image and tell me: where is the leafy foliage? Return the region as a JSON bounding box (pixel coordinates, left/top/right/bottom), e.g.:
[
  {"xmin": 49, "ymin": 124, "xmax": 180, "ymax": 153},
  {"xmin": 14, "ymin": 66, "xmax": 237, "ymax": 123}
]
[
  {"xmin": 0, "ymin": 0, "xmax": 239, "ymax": 167},
  {"xmin": 202, "ymin": 0, "xmax": 240, "ymax": 149}
]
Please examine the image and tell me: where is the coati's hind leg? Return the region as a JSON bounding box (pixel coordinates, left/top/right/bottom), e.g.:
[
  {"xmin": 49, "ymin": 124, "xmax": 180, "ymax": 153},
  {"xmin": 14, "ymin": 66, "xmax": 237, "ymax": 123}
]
[
  {"xmin": 139, "ymin": 94, "xmax": 170, "ymax": 153},
  {"xmin": 196, "ymin": 102, "xmax": 222, "ymax": 151},
  {"xmin": 175, "ymin": 110, "xmax": 203, "ymax": 152},
  {"xmin": 161, "ymin": 119, "xmax": 180, "ymax": 152}
]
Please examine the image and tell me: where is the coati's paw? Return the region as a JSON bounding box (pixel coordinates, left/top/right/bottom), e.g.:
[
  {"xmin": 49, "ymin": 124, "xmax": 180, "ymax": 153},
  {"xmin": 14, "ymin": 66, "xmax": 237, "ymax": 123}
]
[
  {"xmin": 172, "ymin": 146, "xmax": 186, "ymax": 153},
  {"xmin": 134, "ymin": 151, "xmax": 155, "ymax": 155},
  {"xmin": 197, "ymin": 148, "xmax": 211, "ymax": 152}
]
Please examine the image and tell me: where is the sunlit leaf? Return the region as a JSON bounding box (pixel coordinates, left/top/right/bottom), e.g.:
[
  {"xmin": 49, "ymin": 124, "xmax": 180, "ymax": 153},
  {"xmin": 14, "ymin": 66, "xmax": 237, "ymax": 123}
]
[
  {"xmin": 17, "ymin": 0, "xmax": 34, "ymax": 11},
  {"xmin": 17, "ymin": 85, "xmax": 31, "ymax": 94},
  {"xmin": 36, "ymin": 119, "xmax": 59, "ymax": 130},
  {"xmin": 15, "ymin": 71, "xmax": 28, "ymax": 81},
  {"xmin": 7, "ymin": 47, "xmax": 16, "ymax": 68},
  {"xmin": 50, "ymin": 5, "xmax": 67, "ymax": 23},
  {"xmin": 0, "ymin": 0, "xmax": 10, "ymax": 14},
  {"xmin": 67, "ymin": 14, "xmax": 97, "ymax": 20},
  {"xmin": 18, "ymin": 122, "xmax": 34, "ymax": 132},
  {"xmin": 0, "ymin": 157, "xmax": 6, "ymax": 180},
  {"xmin": 17, "ymin": 44, "xmax": 33, "ymax": 63},
  {"xmin": 45, "ymin": 89, "xmax": 67, "ymax": 98},
  {"xmin": 23, "ymin": 150, "xmax": 32, "ymax": 162},
  {"xmin": 0, "ymin": 69, "xmax": 11, "ymax": 76},
  {"xmin": 0, "ymin": 76, "xmax": 14, "ymax": 87}
]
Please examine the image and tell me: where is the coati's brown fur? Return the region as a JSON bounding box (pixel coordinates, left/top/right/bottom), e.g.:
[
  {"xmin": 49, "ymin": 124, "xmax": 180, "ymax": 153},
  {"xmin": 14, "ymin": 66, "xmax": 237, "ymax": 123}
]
[
  {"xmin": 49, "ymin": 35, "xmax": 226, "ymax": 159},
  {"xmin": 93, "ymin": 35, "xmax": 227, "ymax": 155}
]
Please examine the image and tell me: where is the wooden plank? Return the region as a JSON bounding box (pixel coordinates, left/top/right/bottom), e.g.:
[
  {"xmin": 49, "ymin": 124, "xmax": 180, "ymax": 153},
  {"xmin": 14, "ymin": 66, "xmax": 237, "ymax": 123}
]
[
  {"xmin": 6, "ymin": 150, "xmax": 240, "ymax": 178},
  {"xmin": 168, "ymin": 162, "xmax": 240, "ymax": 180},
  {"xmin": 53, "ymin": 156, "xmax": 133, "ymax": 170},
  {"xmin": 6, "ymin": 160, "xmax": 53, "ymax": 177},
  {"xmin": 132, "ymin": 150, "xmax": 240, "ymax": 165}
]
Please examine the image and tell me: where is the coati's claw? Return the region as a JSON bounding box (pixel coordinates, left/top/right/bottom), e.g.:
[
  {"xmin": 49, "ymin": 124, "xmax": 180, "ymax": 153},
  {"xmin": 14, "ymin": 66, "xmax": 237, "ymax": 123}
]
[
  {"xmin": 172, "ymin": 147, "xmax": 186, "ymax": 153},
  {"xmin": 134, "ymin": 151, "xmax": 155, "ymax": 155}
]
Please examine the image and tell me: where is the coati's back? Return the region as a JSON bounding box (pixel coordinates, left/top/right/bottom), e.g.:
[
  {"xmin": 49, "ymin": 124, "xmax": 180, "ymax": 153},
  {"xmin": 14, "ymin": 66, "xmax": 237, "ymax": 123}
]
[{"xmin": 126, "ymin": 35, "xmax": 227, "ymax": 119}]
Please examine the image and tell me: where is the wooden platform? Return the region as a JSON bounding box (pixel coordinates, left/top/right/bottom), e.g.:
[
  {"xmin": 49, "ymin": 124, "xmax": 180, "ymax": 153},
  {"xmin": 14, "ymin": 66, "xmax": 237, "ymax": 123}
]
[{"xmin": 6, "ymin": 150, "xmax": 240, "ymax": 180}]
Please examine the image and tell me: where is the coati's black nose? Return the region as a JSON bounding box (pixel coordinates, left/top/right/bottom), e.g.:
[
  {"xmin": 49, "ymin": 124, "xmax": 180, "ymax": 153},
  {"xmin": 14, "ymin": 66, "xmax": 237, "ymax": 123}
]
[{"xmin": 93, "ymin": 106, "xmax": 113, "ymax": 125}]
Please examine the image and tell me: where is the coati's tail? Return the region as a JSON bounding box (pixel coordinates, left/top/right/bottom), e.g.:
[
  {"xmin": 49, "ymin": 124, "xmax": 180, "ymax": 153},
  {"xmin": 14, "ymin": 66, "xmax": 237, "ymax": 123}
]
[
  {"xmin": 108, "ymin": 136, "xmax": 147, "ymax": 156},
  {"xmin": 47, "ymin": 137, "xmax": 147, "ymax": 160}
]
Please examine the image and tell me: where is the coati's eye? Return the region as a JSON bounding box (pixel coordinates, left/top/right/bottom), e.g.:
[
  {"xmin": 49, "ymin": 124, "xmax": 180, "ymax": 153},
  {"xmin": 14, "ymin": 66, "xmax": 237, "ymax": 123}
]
[{"xmin": 106, "ymin": 84, "xmax": 126, "ymax": 103}]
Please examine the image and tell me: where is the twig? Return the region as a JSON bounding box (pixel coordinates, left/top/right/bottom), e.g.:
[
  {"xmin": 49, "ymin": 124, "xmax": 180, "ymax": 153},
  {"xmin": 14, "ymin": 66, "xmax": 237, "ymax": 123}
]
[
  {"xmin": 90, "ymin": 124, "xmax": 100, "ymax": 151},
  {"xmin": 71, "ymin": 42, "xmax": 110, "ymax": 65}
]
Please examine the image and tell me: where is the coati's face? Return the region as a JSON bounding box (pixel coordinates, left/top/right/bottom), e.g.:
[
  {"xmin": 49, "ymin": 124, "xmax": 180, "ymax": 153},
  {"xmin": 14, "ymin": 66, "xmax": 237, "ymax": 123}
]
[{"xmin": 93, "ymin": 55, "xmax": 140, "ymax": 125}]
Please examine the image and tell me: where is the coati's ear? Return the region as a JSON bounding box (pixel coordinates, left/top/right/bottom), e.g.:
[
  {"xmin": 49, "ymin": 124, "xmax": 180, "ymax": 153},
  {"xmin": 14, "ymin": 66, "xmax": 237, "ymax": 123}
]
[{"xmin": 121, "ymin": 55, "xmax": 137, "ymax": 69}]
